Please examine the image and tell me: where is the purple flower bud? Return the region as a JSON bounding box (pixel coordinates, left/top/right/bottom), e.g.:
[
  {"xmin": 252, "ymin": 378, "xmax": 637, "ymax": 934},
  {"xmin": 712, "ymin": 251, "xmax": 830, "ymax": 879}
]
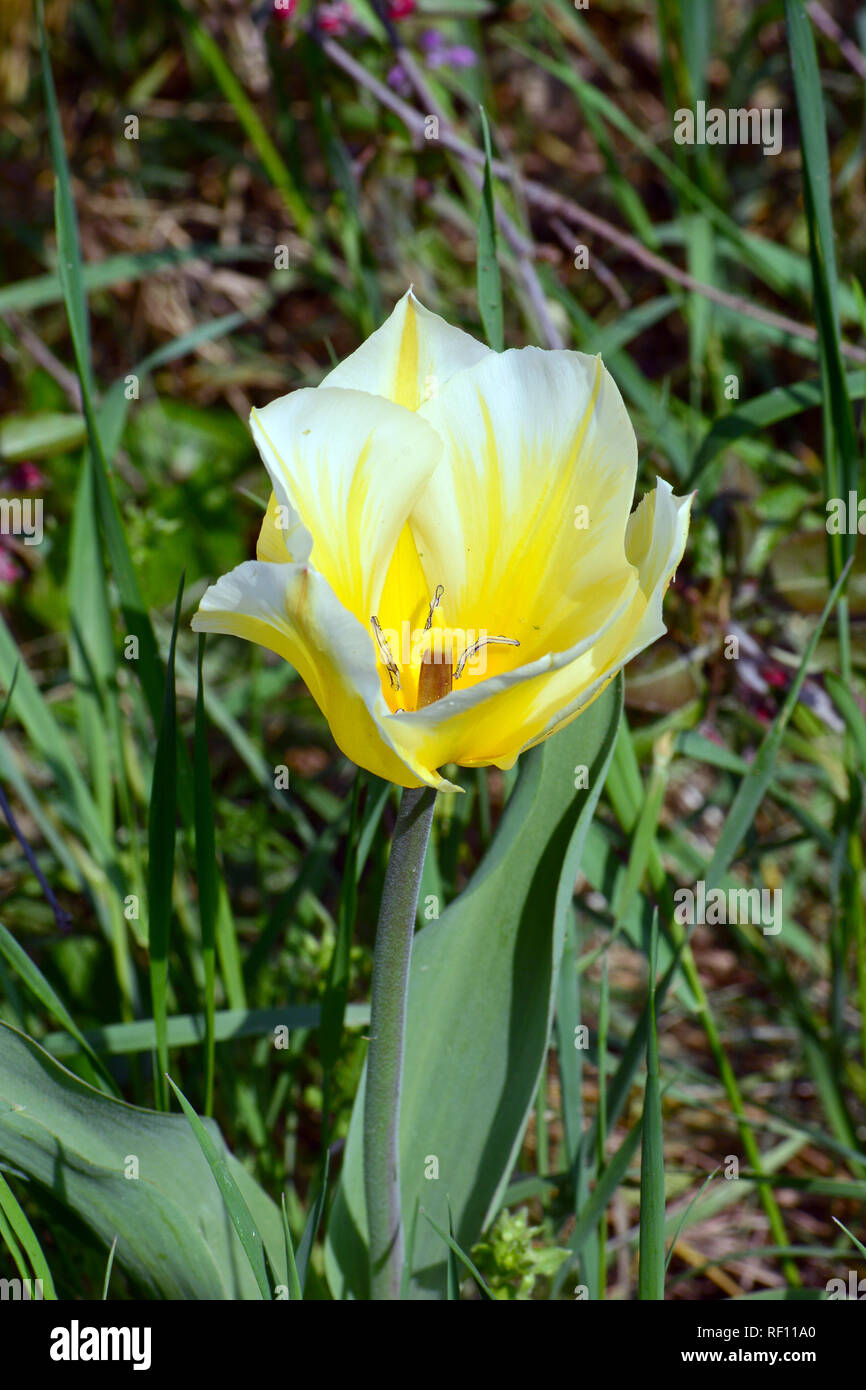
[
  {"xmin": 420, "ymin": 28, "xmax": 446, "ymax": 54},
  {"xmin": 386, "ymin": 62, "xmax": 411, "ymax": 96}
]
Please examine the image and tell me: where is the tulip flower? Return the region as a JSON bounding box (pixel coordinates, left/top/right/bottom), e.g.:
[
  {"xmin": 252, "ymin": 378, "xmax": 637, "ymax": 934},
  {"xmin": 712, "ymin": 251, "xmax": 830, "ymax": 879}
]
[
  {"xmin": 192, "ymin": 289, "xmax": 691, "ymax": 793},
  {"xmin": 193, "ymin": 289, "xmax": 691, "ymax": 1299}
]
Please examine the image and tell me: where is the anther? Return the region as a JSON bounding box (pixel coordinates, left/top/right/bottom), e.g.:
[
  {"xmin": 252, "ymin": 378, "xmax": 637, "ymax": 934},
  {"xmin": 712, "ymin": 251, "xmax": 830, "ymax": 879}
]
[
  {"xmin": 424, "ymin": 583, "xmax": 445, "ymax": 631},
  {"xmin": 454, "ymin": 635, "xmax": 520, "ymax": 681},
  {"xmin": 370, "ymin": 615, "xmax": 401, "ymax": 690}
]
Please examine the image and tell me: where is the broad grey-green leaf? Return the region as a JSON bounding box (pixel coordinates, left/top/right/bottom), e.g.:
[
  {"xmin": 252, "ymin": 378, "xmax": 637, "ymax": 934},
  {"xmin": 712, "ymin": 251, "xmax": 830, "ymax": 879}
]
[
  {"xmin": 325, "ymin": 675, "xmax": 622, "ymax": 1299},
  {"xmin": 0, "ymin": 1022, "xmax": 286, "ymax": 1299}
]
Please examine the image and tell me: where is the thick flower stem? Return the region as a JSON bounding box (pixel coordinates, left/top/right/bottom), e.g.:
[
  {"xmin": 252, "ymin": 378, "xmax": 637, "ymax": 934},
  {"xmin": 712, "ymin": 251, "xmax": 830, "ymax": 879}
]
[{"xmin": 364, "ymin": 784, "xmax": 437, "ymax": 1300}]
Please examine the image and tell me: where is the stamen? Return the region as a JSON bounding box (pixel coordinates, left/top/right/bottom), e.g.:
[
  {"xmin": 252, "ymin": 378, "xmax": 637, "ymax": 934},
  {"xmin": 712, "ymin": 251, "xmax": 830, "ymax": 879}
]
[
  {"xmin": 424, "ymin": 583, "xmax": 445, "ymax": 631},
  {"xmin": 454, "ymin": 635, "xmax": 520, "ymax": 681},
  {"xmin": 370, "ymin": 615, "xmax": 401, "ymax": 690},
  {"xmin": 372, "ymin": 583, "xmax": 519, "ymax": 710}
]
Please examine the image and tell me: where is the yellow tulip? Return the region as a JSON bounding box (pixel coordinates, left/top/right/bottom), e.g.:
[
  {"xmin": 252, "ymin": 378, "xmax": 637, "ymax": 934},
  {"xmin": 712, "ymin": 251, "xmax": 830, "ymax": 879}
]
[{"xmin": 192, "ymin": 290, "xmax": 691, "ymax": 791}]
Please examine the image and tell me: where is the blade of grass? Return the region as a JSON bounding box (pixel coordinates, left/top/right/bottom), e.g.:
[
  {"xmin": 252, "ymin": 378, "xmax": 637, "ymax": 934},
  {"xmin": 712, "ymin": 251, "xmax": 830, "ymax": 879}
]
[
  {"xmin": 176, "ymin": 3, "xmax": 311, "ymax": 236},
  {"xmin": 707, "ymin": 557, "xmax": 853, "ymax": 882},
  {"xmin": 319, "ymin": 774, "xmax": 363, "ymax": 1100},
  {"xmin": 446, "ymin": 1200, "xmax": 460, "ymax": 1300},
  {"xmin": 68, "ymin": 458, "xmax": 114, "ymax": 833},
  {"xmin": 37, "ymin": 3, "xmax": 171, "ymax": 737},
  {"xmin": 148, "ymin": 574, "xmax": 184, "ymax": 1111},
  {"xmin": 400, "ymin": 1196, "xmax": 420, "ymax": 1300},
  {"xmin": 477, "ymin": 106, "xmax": 504, "ymax": 352},
  {"xmin": 832, "ymin": 1217, "xmax": 866, "ymax": 1260},
  {"xmin": 688, "ymin": 371, "xmax": 866, "ymax": 492},
  {"xmin": 611, "ymin": 728, "xmax": 674, "ymax": 933},
  {"xmin": 0, "ymin": 1171, "xmax": 57, "ymax": 1298},
  {"xmin": 295, "ymin": 1148, "xmax": 329, "ymax": 1296},
  {"xmin": 41, "ymin": 1002, "xmax": 370, "ymax": 1058},
  {"xmin": 555, "ymin": 909, "xmax": 599, "ymax": 1297},
  {"xmin": 0, "ymin": 1204, "xmax": 30, "ymax": 1286},
  {"xmin": 193, "ymin": 635, "xmax": 218, "ymax": 1115},
  {"xmin": 570, "ymin": 1119, "xmax": 643, "ymax": 1261},
  {"xmin": 0, "ymin": 244, "xmax": 269, "ymax": 316},
  {"xmin": 638, "ymin": 914, "xmax": 664, "ymax": 1301},
  {"xmin": 166, "ymin": 1074, "xmax": 274, "ymax": 1299},
  {"xmin": 0, "ymin": 921, "xmax": 116, "ymax": 1094},
  {"xmin": 279, "ymin": 1193, "xmax": 303, "ymax": 1300},
  {"xmin": 101, "ymin": 1235, "xmax": 118, "ymax": 1300},
  {"xmin": 419, "ymin": 1207, "xmax": 494, "ymax": 1299},
  {"xmin": 664, "ymin": 1167, "xmax": 720, "ymax": 1274},
  {"xmin": 596, "ymin": 955, "xmax": 609, "ymax": 1295},
  {"xmin": 787, "ymin": 0, "xmax": 859, "ymax": 690}
]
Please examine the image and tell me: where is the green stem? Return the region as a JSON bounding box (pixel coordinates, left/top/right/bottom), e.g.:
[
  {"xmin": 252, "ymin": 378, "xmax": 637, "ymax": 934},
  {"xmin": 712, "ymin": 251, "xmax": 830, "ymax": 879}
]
[{"xmin": 364, "ymin": 784, "xmax": 437, "ymax": 1300}]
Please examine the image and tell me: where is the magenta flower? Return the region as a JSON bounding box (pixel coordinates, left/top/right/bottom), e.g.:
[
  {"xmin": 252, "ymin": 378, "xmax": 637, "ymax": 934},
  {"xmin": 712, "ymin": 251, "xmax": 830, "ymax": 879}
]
[{"xmin": 317, "ymin": 1, "xmax": 353, "ymax": 34}]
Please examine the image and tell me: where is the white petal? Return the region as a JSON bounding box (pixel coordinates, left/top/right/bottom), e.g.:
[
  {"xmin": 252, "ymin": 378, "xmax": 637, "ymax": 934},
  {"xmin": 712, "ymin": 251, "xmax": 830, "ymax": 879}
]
[
  {"xmin": 250, "ymin": 387, "xmax": 442, "ymax": 623},
  {"xmin": 321, "ymin": 288, "xmax": 491, "ymax": 411},
  {"xmin": 412, "ymin": 346, "xmax": 639, "ymax": 663}
]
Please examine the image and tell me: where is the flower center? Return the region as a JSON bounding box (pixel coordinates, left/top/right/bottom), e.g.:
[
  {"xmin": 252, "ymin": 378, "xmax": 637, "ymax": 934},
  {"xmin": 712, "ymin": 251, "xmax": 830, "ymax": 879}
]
[{"xmin": 370, "ymin": 586, "xmax": 519, "ymax": 712}]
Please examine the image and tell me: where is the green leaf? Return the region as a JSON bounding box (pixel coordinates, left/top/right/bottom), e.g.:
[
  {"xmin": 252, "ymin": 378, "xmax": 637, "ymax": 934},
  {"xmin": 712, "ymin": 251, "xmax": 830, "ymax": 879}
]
[
  {"xmin": 0, "ymin": 413, "xmax": 87, "ymax": 462},
  {"xmin": 0, "ymin": 1021, "xmax": 285, "ymax": 1298},
  {"xmin": 476, "ymin": 106, "xmax": 504, "ymax": 352},
  {"xmin": 325, "ymin": 676, "xmax": 623, "ymax": 1299}
]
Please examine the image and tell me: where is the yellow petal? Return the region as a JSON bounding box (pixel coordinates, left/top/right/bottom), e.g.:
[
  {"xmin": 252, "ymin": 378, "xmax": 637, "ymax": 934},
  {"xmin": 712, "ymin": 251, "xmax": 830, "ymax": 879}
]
[
  {"xmin": 408, "ymin": 347, "xmax": 640, "ymax": 680},
  {"xmin": 256, "ymin": 491, "xmax": 297, "ymax": 564},
  {"xmin": 375, "ymin": 480, "xmax": 691, "ymax": 773},
  {"xmin": 191, "ymin": 560, "xmax": 461, "ymax": 792},
  {"xmin": 249, "ymin": 387, "xmax": 442, "ymax": 624},
  {"xmin": 510, "ymin": 478, "xmax": 693, "ymax": 757},
  {"xmin": 321, "ymin": 288, "xmax": 491, "ymax": 411}
]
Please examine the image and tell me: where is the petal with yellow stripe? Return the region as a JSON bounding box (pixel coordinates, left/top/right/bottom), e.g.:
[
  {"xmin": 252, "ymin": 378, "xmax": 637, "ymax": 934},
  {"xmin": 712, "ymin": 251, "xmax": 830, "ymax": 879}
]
[
  {"xmin": 376, "ymin": 480, "xmax": 691, "ymax": 773},
  {"xmin": 407, "ymin": 347, "xmax": 639, "ymax": 679},
  {"xmin": 322, "ymin": 288, "xmax": 491, "ymax": 412},
  {"xmin": 249, "ymin": 386, "xmax": 442, "ymax": 624}
]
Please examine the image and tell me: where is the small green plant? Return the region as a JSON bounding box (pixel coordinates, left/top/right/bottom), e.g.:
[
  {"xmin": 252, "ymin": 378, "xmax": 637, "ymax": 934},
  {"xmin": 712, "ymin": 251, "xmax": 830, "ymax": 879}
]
[{"xmin": 472, "ymin": 1208, "xmax": 569, "ymax": 1301}]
